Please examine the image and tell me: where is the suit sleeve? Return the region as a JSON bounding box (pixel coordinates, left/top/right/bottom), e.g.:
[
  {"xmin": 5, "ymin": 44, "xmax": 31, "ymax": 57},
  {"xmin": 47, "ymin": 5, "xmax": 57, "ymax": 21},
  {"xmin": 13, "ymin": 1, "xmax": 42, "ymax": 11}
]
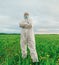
[
  {"xmin": 19, "ymin": 19, "xmax": 33, "ymax": 29},
  {"xmin": 19, "ymin": 21, "xmax": 25, "ymax": 28},
  {"xmin": 24, "ymin": 20, "xmax": 32, "ymax": 29}
]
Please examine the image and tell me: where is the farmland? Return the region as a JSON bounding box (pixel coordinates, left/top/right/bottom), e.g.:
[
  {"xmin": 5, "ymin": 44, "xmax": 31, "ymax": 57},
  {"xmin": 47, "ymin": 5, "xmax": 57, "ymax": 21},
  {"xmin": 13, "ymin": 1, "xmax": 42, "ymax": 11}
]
[{"xmin": 0, "ymin": 34, "xmax": 59, "ymax": 65}]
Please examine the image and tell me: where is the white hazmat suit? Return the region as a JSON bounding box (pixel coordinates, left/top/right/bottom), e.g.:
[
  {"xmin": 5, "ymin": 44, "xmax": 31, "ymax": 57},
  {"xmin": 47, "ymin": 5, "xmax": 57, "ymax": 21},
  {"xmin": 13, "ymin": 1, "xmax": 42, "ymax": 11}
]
[{"xmin": 19, "ymin": 13, "xmax": 39, "ymax": 62}]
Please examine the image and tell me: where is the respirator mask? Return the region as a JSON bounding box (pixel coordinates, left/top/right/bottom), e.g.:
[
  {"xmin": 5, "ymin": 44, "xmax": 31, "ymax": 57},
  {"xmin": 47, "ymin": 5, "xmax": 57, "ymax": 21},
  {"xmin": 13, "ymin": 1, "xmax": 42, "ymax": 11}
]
[{"xmin": 24, "ymin": 15, "xmax": 29, "ymax": 19}]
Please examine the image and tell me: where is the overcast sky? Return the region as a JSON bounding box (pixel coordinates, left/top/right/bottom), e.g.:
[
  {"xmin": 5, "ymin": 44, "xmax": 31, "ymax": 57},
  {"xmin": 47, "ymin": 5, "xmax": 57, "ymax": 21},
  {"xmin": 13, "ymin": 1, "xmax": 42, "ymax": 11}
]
[{"xmin": 0, "ymin": 0, "xmax": 59, "ymax": 34}]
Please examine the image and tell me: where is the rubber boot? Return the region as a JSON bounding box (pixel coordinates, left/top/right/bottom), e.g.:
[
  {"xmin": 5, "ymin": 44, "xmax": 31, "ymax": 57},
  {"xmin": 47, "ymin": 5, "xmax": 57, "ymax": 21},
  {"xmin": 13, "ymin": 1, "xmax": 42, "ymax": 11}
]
[{"xmin": 32, "ymin": 62, "xmax": 40, "ymax": 65}]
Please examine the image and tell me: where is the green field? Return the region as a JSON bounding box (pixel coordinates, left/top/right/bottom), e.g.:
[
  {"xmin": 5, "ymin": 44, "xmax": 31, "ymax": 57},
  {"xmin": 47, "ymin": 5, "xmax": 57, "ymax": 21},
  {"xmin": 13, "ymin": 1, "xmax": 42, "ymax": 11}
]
[{"xmin": 0, "ymin": 34, "xmax": 59, "ymax": 65}]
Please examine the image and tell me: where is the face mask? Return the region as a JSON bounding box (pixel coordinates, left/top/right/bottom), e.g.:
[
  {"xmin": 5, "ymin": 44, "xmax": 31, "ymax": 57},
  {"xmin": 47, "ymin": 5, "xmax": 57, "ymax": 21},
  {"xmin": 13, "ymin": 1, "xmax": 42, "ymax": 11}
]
[{"xmin": 24, "ymin": 15, "xmax": 29, "ymax": 19}]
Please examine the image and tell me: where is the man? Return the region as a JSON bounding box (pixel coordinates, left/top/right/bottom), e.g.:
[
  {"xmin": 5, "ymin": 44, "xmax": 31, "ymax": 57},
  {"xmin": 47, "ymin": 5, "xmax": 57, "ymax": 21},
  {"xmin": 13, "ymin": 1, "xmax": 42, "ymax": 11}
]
[{"xmin": 19, "ymin": 12, "xmax": 40, "ymax": 65}]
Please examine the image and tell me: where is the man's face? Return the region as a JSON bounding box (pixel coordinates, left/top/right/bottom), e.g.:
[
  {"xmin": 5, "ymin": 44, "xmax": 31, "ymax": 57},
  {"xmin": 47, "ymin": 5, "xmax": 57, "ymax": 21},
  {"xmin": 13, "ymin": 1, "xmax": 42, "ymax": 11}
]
[{"xmin": 24, "ymin": 14, "xmax": 29, "ymax": 19}]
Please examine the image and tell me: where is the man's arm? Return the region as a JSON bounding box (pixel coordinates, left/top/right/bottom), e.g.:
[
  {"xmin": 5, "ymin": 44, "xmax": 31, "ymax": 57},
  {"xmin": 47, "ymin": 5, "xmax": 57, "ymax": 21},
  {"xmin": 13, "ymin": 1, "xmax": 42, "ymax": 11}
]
[
  {"xmin": 24, "ymin": 23, "xmax": 32, "ymax": 29},
  {"xmin": 19, "ymin": 23, "xmax": 32, "ymax": 29},
  {"xmin": 19, "ymin": 23, "xmax": 25, "ymax": 28},
  {"xmin": 19, "ymin": 19, "xmax": 33, "ymax": 29}
]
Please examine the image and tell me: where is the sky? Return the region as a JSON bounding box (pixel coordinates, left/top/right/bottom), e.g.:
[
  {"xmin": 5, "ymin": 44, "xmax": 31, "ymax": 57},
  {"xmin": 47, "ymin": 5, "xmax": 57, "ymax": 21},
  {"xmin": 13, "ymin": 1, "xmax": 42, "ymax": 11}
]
[{"xmin": 0, "ymin": 0, "xmax": 59, "ymax": 34}]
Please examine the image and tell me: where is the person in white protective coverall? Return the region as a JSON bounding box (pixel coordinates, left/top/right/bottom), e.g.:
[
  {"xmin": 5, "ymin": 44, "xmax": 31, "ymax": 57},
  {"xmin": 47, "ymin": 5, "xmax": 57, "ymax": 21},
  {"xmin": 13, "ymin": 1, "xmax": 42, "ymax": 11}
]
[{"xmin": 19, "ymin": 12, "xmax": 40, "ymax": 65}]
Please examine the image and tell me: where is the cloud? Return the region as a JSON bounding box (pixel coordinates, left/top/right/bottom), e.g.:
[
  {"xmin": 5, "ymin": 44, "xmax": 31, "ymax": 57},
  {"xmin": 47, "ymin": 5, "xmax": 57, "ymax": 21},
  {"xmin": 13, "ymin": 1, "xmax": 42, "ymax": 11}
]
[
  {"xmin": 0, "ymin": 0, "xmax": 59, "ymax": 33},
  {"xmin": 0, "ymin": 27, "xmax": 20, "ymax": 33},
  {"xmin": 0, "ymin": 16, "xmax": 20, "ymax": 33}
]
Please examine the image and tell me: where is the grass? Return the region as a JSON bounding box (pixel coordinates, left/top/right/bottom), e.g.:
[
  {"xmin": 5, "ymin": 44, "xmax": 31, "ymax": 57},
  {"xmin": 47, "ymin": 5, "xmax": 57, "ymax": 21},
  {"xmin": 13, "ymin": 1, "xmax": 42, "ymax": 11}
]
[{"xmin": 0, "ymin": 34, "xmax": 59, "ymax": 65}]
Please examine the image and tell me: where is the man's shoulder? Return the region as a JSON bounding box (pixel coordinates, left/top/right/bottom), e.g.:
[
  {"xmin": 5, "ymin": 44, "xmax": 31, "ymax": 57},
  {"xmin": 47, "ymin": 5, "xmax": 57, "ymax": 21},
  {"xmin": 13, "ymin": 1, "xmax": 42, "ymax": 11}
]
[{"xmin": 28, "ymin": 18, "xmax": 33, "ymax": 22}]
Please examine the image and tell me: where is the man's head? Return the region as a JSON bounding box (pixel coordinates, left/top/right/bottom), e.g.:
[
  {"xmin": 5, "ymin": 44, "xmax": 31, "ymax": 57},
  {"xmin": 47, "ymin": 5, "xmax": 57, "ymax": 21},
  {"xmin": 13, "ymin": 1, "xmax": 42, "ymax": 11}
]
[{"xmin": 24, "ymin": 12, "xmax": 29, "ymax": 19}]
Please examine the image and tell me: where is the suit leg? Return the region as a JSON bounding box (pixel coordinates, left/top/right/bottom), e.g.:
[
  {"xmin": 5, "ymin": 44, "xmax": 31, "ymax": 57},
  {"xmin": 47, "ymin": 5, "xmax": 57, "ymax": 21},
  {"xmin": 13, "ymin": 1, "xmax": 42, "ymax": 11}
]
[
  {"xmin": 20, "ymin": 34, "xmax": 27, "ymax": 59},
  {"xmin": 28, "ymin": 38, "xmax": 39, "ymax": 62}
]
